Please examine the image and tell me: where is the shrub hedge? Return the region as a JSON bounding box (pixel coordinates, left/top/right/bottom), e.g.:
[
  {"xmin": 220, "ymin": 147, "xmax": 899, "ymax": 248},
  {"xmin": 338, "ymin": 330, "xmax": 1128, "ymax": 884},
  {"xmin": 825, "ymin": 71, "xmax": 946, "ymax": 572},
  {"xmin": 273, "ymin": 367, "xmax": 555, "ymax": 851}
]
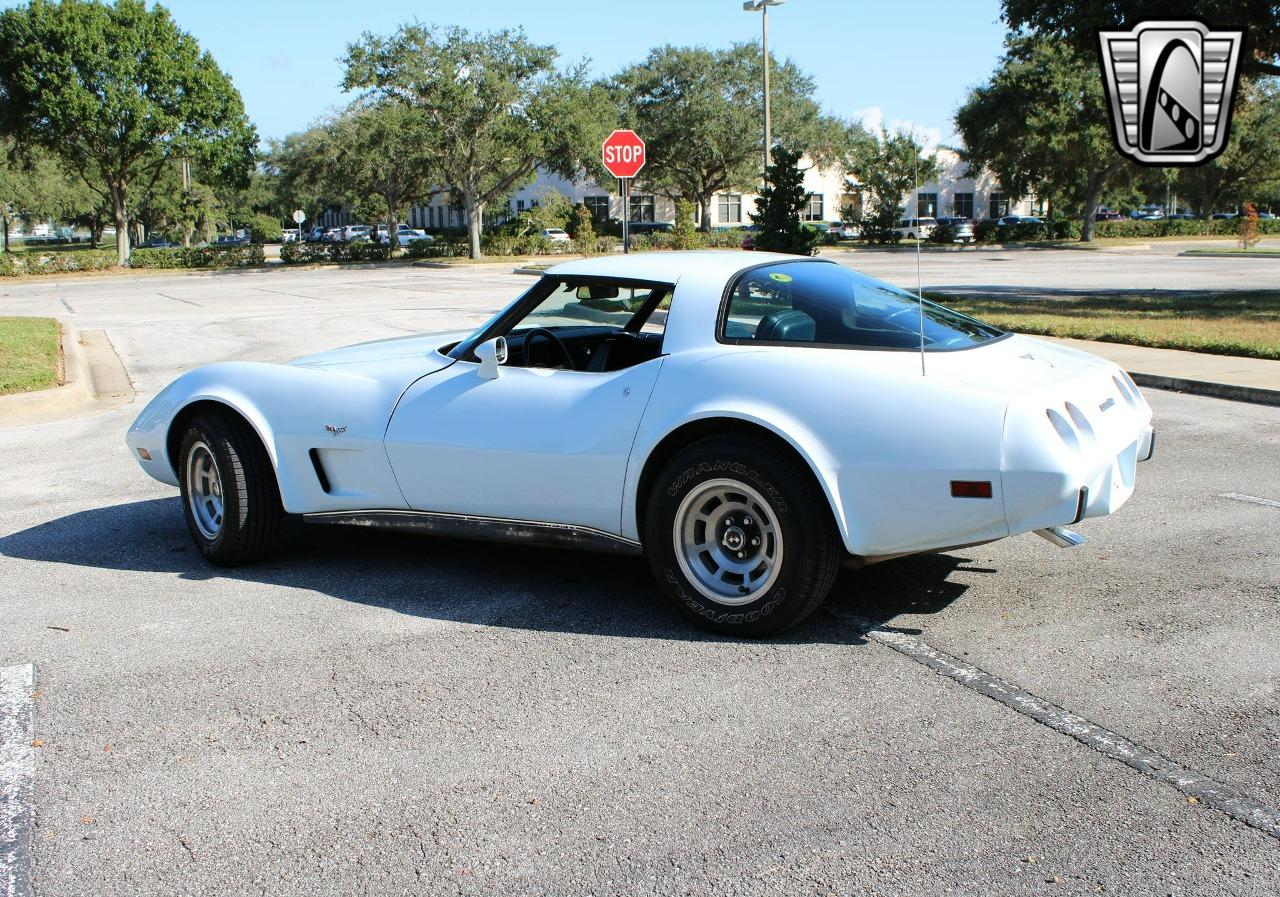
[
  {"xmin": 403, "ymin": 234, "xmax": 625, "ymax": 258},
  {"xmin": 0, "ymin": 249, "xmax": 119, "ymax": 276},
  {"xmin": 279, "ymin": 241, "xmax": 390, "ymax": 264},
  {"xmin": 130, "ymin": 244, "xmax": 266, "ymax": 269},
  {"xmin": 629, "ymin": 229, "xmax": 748, "ymax": 252},
  {"xmin": 968, "ymin": 217, "xmax": 1280, "ymax": 244}
]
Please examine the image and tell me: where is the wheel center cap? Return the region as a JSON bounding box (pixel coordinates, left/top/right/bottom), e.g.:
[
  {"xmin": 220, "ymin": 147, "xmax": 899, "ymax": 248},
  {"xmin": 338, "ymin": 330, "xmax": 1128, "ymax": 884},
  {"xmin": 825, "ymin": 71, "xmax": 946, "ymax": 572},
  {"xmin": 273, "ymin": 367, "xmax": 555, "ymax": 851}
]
[{"xmin": 722, "ymin": 526, "xmax": 746, "ymax": 551}]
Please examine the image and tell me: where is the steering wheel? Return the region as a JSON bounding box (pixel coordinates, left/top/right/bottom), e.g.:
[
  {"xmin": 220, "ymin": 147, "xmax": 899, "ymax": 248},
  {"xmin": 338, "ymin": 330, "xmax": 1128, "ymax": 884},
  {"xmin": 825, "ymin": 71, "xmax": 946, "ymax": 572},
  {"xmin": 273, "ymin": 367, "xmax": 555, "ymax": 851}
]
[{"xmin": 522, "ymin": 328, "xmax": 575, "ymax": 370}]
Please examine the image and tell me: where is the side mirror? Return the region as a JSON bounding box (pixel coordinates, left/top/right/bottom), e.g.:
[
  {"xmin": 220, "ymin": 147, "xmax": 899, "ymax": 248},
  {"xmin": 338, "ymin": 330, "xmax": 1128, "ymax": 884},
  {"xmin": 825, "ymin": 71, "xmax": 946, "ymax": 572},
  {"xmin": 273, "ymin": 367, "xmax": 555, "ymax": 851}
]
[{"xmin": 475, "ymin": 336, "xmax": 508, "ymax": 380}]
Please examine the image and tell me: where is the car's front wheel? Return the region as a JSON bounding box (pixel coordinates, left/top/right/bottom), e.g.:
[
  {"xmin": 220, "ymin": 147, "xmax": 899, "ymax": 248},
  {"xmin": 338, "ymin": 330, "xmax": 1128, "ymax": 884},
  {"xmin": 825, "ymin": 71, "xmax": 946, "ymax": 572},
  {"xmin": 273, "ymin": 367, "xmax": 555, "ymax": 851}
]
[
  {"xmin": 644, "ymin": 436, "xmax": 842, "ymax": 637},
  {"xmin": 178, "ymin": 410, "xmax": 283, "ymax": 567}
]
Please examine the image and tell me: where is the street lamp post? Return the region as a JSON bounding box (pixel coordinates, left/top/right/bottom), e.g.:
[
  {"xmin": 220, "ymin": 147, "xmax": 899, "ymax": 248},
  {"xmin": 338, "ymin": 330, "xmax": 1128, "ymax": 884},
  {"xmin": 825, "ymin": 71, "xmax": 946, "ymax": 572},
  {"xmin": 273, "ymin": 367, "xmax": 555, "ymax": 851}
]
[{"xmin": 743, "ymin": 0, "xmax": 784, "ymax": 174}]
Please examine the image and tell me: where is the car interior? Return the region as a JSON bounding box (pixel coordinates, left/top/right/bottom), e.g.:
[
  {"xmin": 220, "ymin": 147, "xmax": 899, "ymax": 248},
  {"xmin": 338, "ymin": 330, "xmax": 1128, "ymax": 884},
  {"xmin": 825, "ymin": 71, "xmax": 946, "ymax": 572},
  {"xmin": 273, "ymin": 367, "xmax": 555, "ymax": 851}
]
[{"xmin": 496, "ymin": 281, "xmax": 671, "ymax": 373}]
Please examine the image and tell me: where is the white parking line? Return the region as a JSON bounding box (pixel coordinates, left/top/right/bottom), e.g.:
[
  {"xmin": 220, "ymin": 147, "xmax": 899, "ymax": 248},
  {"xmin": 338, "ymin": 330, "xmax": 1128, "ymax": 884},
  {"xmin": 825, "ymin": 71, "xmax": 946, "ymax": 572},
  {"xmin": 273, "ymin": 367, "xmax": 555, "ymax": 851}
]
[
  {"xmin": 1218, "ymin": 492, "xmax": 1280, "ymax": 509},
  {"xmin": 0, "ymin": 664, "xmax": 35, "ymax": 897},
  {"xmin": 835, "ymin": 614, "xmax": 1280, "ymax": 840}
]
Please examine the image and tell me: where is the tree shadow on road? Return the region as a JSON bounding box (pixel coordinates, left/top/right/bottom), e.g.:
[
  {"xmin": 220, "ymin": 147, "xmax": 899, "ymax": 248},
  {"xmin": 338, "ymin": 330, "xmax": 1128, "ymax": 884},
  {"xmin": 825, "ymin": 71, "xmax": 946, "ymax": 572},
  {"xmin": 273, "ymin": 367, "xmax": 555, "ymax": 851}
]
[{"xmin": 0, "ymin": 498, "xmax": 978, "ymax": 645}]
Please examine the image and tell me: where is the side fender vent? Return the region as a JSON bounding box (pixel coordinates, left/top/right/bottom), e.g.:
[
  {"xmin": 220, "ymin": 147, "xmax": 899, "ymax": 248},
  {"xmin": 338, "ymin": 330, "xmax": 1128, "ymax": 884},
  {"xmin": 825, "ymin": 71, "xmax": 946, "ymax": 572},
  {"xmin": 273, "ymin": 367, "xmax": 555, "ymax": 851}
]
[{"xmin": 308, "ymin": 449, "xmax": 332, "ymax": 494}]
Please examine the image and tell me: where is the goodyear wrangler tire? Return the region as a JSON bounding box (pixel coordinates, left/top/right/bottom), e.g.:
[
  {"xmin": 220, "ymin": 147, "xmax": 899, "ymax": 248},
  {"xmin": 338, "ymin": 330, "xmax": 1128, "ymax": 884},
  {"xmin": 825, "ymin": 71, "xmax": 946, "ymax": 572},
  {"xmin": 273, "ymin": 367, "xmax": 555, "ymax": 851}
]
[
  {"xmin": 644, "ymin": 436, "xmax": 841, "ymax": 637},
  {"xmin": 178, "ymin": 411, "xmax": 283, "ymax": 567}
]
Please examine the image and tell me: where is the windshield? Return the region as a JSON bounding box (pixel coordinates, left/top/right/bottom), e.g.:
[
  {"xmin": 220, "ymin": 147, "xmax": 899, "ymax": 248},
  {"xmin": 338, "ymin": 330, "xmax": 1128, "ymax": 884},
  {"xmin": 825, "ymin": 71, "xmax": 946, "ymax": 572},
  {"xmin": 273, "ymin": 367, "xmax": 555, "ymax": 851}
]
[{"xmin": 721, "ymin": 261, "xmax": 1004, "ymax": 351}]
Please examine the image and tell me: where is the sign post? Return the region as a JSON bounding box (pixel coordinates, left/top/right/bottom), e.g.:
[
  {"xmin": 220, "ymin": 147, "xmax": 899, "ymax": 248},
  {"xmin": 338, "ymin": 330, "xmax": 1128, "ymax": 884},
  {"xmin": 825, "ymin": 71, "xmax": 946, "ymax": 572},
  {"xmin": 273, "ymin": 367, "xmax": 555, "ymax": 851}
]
[
  {"xmin": 621, "ymin": 178, "xmax": 630, "ymax": 253},
  {"xmin": 601, "ymin": 129, "xmax": 645, "ymax": 255},
  {"xmin": 292, "ymin": 209, "xmax": 305, "ymax": 242}
]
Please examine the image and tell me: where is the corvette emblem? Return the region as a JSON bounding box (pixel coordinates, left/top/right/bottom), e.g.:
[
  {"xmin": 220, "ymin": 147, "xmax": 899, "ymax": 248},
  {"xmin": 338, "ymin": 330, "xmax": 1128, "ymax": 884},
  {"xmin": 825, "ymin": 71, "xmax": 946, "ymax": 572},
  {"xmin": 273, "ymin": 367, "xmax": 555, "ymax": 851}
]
[
  {"xmin": 1097, "ymin": 21, "xmax": 1244, "ymax": 165},
  {"xmin": 1019, "ymin": 352, "xmax": 1055, "ymax": 368},
  {"xmin": 324, "ymin": 425, "xmax": 347, "ymax": 436}
]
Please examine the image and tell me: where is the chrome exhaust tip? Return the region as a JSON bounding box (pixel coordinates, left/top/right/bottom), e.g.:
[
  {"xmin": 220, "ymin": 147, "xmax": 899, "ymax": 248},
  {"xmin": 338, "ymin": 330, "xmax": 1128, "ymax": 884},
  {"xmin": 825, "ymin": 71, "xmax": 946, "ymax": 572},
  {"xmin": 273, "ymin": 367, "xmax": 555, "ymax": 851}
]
[{"xmin": 1035, "ymin": 526, "xmax": 1086, "ymax": 548}]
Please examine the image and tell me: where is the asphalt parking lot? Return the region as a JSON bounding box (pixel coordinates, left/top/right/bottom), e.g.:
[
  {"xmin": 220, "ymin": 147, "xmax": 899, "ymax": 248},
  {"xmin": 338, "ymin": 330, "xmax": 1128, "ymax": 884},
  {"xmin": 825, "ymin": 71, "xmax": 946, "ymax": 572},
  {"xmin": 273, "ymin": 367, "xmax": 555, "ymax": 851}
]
[{"xmin": 1, "ymin": 251, "xmax": 1279, "ymax": 895}]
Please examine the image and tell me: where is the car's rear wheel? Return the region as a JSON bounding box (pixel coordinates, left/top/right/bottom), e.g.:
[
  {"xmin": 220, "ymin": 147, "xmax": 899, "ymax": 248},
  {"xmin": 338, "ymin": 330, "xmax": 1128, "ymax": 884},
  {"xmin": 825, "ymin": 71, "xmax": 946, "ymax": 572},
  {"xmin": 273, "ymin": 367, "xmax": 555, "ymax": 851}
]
[
  {"xmin": 178, "ymin": 410, "xmax": 282, "ymax": 566},
  {"xmin": 644, "ymin": 436, "xmax": 842, "ymax": 637}
]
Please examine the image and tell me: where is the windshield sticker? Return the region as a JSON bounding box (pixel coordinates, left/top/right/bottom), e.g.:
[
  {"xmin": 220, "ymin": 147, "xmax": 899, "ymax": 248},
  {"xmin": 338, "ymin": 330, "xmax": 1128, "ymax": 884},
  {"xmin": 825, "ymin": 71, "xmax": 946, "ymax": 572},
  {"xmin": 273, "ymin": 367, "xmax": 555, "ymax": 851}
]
[{"xmin": 769, "ymin": 272, "xmax": 793, "ymax": 283}]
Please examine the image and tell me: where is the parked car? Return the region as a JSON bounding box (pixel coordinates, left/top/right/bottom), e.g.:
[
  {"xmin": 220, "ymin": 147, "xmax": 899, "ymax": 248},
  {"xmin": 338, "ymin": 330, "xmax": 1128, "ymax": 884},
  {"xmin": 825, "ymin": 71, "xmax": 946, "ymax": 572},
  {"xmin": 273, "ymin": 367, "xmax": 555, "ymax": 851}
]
[
  {"xmin": 1212, "ymin": 212, "xmax": 1237, "ymax": 220},
  {"xmin": 322, "ymin": 228, "xmax": 343, "ymax": 242},
  {"xmin": 540, "ymin": 228, "xmax": 571, "ymax": 243},
  {"xmin": 126, "ymin": 251, "xmax": 1154, "ymax": 637},
  {"xmin": 139, "ymin": 237, "xmax": 176, "ymax": 249},
  {"xmin": 1095, "ymin": 210, "xmax": 1124, "ymax": 222},
  {"xmin": 996, "ymin": 216, "xmax": 1044, "ymax": 227},
  {"xmin": 282, "ymin": 229, "xmax": 300, "ymax": 244},
  {"xmin": 214, "ymin": 234, "xmax": 250, "ymax": 246},
  {"xmin": 933, "ymin": 217, "xmax": 976, "ymax": 243},
  {"xmin": 1256, "ymin": 211, "xmax": 1276, "ymax": 219},
  {"xmin": 628, "ymin": 222, "xmax": 674, "ymax": 235},
  {"xmin": 1166, "ymin": 212, "xmax": 1197, "ymax": 220},
  {"xmin": 341, "ymin": 225, "xmax": 374, "ymax": 243},
  {"xmin": 894, "ymin": 217, "xmax": 937, "ymax": 240},
  {"xmin": 378, "ymin": 225, "xmax": 431, "ymax": 248},
  {"xmin": 836, "ymin": 222, "xmax": 859, "ymax": 240}
]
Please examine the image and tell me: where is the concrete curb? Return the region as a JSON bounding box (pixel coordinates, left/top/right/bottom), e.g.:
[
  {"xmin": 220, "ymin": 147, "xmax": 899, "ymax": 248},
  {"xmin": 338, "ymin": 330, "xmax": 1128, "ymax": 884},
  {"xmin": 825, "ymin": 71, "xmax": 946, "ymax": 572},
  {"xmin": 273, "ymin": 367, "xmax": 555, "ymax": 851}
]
[
  {"xmin": 0, "ymin": 324, "xmax": 135, "ymax": 427},
  {"xmin": 1129, "ymin": 372, "xmax": 1280, "ymax": 406},
  {"xmin": 1178, "ymin": 250, "xmax": 1280, "ymax": 259}
]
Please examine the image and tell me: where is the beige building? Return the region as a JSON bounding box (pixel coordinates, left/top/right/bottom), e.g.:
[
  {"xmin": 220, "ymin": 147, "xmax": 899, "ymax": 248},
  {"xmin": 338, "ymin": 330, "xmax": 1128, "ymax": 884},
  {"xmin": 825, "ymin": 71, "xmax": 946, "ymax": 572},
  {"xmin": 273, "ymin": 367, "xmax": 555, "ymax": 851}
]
[
  {"xmin": 405, "ymin": 154, "xmax": 858, "ymax": 229},
  {"xmin": 902, "ymin": 149, "xmax": 1041, "ymax": 220},
  {"xmin": 388, "ymin": 148, "xmax": 1038, "ymax": 231}
]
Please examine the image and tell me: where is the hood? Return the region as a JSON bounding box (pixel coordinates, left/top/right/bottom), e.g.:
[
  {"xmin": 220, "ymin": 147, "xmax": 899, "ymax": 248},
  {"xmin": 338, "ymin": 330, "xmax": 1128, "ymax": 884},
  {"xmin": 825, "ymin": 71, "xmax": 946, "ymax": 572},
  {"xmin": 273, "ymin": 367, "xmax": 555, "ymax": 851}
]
[{"xmin": 289, "ymin": 329, "xmax": 472, "ymax": 369}]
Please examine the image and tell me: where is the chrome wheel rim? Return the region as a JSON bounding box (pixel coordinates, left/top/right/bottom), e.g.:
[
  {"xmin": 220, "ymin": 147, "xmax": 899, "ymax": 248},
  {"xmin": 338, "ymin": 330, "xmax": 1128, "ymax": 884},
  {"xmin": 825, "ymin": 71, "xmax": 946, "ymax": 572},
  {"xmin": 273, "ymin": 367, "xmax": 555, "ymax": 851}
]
[
  {"xmin": 673, "ymin": 478, "xmax": 783, "ymax": 606},
  {"xmin": 185, "ymin": 441, "xmax": 224, "ymax": 540}
]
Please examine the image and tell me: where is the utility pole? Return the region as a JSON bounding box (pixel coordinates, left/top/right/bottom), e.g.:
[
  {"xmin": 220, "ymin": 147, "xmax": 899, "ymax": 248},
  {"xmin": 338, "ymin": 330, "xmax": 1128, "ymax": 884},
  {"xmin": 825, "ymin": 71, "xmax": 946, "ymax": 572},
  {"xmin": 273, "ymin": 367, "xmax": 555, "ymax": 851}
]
[{"xmin": 743, "ymin": 0, "xmax": 784, "ymax": 174}]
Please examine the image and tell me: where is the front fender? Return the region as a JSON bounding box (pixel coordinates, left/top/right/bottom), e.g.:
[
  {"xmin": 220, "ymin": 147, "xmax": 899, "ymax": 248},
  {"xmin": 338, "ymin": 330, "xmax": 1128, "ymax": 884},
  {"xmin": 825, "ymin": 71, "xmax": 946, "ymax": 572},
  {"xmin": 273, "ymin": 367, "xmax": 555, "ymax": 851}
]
[{"xmin": 125, "ymin": 362, "xmax": 411, "ymax": 513}]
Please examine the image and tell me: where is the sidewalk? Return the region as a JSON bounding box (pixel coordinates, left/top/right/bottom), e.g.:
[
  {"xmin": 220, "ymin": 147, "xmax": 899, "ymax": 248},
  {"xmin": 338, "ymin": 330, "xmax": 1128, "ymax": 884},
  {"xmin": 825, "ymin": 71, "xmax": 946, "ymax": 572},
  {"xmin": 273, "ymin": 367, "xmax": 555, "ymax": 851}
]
[{"xmin": 1043, "ymin": 336, "xmax": 1280, "ymax": 406}]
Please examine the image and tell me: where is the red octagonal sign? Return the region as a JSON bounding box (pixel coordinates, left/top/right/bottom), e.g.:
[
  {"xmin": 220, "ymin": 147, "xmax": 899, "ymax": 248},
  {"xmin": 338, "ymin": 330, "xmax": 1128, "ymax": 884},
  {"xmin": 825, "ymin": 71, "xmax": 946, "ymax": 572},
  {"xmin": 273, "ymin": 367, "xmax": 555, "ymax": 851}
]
[{"xmin": 602, "ymin": 129, "xmax": 646, "ymax": 178}]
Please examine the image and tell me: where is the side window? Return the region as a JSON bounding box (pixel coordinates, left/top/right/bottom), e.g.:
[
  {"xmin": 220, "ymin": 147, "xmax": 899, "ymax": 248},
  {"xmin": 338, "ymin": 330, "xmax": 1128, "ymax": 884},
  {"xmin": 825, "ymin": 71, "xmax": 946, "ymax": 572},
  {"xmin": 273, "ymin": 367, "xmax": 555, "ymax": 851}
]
[
  {"xmin": 721, "ymin": 270, "xmax": 813, "ymax": 342},
  {"xmin": 499, "ymin": 278, "xmax": 673, "ymax": 371},
  {"xmin": 517, "ymin": 282, "xmax": 658, "ymax": 332},
  {"xmin": 721, "ymin": 262, "xmax": 1004, "ymax": 351}
]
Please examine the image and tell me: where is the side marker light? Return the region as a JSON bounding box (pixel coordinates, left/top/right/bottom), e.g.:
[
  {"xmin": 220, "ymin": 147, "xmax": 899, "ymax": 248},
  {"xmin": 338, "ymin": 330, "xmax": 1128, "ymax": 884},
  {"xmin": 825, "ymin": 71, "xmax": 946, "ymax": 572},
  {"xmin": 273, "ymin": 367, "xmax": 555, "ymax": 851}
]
[{"xmin": 950, "ymin": 480, "xmax": 993, "ymax": 499}]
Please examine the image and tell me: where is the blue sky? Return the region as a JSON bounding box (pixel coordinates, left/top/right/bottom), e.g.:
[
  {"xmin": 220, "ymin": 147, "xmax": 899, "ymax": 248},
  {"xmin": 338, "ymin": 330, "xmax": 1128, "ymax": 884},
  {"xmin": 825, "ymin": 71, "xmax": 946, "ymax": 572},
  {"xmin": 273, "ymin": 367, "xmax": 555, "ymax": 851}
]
[{"xmin": 15, "ymin": 0, "xmax": 1012, "ymax": 147}]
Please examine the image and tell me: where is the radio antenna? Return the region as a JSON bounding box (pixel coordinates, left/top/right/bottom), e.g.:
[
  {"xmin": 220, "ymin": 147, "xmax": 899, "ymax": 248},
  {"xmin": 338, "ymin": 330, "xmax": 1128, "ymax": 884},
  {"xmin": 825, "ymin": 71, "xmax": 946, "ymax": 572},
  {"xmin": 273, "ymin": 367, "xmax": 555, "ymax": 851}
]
[{"xmin": 914, "ymin": 132, "xmax": 926, "ymax": 377}]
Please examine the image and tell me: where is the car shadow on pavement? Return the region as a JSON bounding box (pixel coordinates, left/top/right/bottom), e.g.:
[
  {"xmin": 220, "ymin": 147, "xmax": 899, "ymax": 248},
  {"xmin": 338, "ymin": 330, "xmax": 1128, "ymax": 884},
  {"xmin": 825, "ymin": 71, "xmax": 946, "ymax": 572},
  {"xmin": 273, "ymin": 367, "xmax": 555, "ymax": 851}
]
[{"xmin": 1, "ymin": 498, "xmax": 975, "ymax": 645}]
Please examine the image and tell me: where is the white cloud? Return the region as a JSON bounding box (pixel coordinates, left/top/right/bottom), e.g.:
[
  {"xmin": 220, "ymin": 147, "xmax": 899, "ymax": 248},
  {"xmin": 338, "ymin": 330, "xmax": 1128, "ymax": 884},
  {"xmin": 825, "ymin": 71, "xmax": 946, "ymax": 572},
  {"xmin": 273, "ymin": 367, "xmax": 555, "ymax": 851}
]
[
  {"xmin": 855, "ymin": 105, "xmax": 884, "ymax": 134},
  {"xmin": 854, "ymin": 105, "xmax": 944, "ymax": 152}
]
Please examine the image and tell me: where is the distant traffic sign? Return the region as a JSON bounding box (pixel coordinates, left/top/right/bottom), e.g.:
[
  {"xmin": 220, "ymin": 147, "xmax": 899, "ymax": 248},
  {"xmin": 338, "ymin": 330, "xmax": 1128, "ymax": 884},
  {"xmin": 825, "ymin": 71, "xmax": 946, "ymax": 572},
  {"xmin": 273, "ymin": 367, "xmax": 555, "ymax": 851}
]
[
  {"xmin": 602, "ymin": 129, "xmax": 646, "ymax": 179},
  {"xmin": 292, "ymin": 209, "xmax": 306, "ymax": 224}
]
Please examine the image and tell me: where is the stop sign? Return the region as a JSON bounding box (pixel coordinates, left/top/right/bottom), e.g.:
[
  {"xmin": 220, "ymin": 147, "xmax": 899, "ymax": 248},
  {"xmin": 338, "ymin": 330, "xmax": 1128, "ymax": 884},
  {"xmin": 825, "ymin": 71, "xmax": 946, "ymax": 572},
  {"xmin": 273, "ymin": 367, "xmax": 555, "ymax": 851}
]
[{"xmin": 602, "ymin": 129, "xmax": 646, "ymax": 178}]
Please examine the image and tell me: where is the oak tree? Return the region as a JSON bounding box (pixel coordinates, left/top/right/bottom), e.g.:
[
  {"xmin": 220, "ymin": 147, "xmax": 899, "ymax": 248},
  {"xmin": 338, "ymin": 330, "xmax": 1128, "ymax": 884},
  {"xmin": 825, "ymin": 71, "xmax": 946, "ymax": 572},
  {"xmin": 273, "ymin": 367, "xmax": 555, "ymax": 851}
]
[
  {"xmin": 609, "ymin": 44, "xmax": 838, "ymax": 230},
  {"xmin": 343, "ymin": 25, "xmax": 610, "ymax": 259},
  {"xmin": 956, "ymin": 35, "xmax": 1128, "ymax": 241},
  {"xmin": 0, "ymin": 0, "xmax": 256, "ymax": 263}
]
